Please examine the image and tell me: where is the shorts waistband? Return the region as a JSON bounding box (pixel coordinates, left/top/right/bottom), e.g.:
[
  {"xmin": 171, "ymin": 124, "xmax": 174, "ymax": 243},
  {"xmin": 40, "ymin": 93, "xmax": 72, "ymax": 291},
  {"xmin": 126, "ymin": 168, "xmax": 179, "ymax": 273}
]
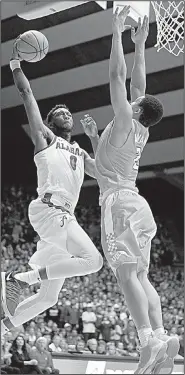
[
  {"xmin": 41, "ymin": 193, "xmax": 73, "ymax": 214},
  {"xmin": 100, "ymin": 188, "xmax": 138, "ymax": 206}
]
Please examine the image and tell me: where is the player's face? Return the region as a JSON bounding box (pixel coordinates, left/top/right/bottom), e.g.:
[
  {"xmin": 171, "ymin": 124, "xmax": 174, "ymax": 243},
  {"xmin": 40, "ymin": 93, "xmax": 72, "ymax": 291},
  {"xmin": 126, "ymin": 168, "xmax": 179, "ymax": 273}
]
[{"xmin": 52, "ymin": 108, "xmax": 73, "ymax": 131}]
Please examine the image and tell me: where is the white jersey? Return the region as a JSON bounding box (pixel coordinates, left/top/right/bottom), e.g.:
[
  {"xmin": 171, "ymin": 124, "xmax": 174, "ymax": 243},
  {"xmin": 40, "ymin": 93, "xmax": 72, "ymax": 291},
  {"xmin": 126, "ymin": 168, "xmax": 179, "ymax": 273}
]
[{"xmin": 34, "ymin": 136, "xmax": 85, "ymax": 210}]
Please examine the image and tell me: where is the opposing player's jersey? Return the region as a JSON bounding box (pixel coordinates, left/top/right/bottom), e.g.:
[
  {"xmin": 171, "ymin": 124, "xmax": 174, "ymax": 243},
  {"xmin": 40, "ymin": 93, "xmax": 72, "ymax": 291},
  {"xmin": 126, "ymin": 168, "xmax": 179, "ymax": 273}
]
[
  {"xmin": 34, "ymin": 136, "xmax": 85, "ymax": 208},
  {"xmin": 95, "ymin": 119, "xmax": 149, "ymax": 196}
]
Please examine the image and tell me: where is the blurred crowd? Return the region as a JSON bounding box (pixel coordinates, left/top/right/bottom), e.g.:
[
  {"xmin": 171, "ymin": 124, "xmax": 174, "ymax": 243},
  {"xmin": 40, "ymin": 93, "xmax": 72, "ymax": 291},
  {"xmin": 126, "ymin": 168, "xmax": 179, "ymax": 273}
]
[{"xmin": 1, "ymin": 186, "xmax": 184, "ymax": 373}]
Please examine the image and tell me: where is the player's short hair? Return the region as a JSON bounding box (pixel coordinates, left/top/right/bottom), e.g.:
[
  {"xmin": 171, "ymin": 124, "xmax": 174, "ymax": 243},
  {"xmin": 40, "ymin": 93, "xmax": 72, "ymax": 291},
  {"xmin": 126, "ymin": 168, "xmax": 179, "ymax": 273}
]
[
  {"xmin": 138, "ymin": 95, "xmax": 164, "ymax": 127},
  {"xmin": 46, "ymin": 104, "xmax": 70, "ymax": 125}
]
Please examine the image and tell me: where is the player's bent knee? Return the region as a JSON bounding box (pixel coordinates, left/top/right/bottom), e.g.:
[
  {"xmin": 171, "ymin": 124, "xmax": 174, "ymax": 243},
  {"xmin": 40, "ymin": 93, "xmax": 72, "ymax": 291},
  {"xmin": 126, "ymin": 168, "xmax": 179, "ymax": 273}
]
[
  {"xmin": 40, "ymin": 289, "xmax": 58, "ymax": 309},
  {"xmin": 116, "ymin": 262, "xmax": 137, "ymax": 285},
  {"xmin": 47, "ymin": 294, "xmax": 58, "ymax": 308},
  {"xmin": 91, "ymin": 252, "xmax": 103, "ymax": 273}
]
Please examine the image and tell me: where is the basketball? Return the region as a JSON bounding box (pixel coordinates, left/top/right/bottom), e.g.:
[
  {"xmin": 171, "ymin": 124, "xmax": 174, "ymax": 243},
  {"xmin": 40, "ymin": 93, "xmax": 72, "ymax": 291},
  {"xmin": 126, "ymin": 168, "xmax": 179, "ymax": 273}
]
[{"xmin": 16, "ymin": 30, "xmax": 49, "ymax": 63}]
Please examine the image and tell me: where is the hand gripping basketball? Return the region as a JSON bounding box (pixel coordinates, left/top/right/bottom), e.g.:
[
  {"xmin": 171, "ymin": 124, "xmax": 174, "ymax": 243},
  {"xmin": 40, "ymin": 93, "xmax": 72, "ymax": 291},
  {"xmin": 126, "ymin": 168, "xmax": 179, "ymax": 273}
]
[
  {"xmin": 11, "ymin": 36, "xmax": 23, "ymax": 61},
  {"xmin": 13, "ymin": 30, "xmax": 49, "ymax": 63}
]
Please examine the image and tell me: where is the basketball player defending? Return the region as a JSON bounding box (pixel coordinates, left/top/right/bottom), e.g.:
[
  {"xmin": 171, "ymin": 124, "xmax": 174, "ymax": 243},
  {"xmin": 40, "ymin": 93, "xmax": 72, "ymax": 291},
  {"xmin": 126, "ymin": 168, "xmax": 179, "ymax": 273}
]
[
  {"xmin": 1, "ymin": 39, "xmax": 103, "ymax": 335},
  {"xmin": 81, "ymin": 7, "xmax": 179, "ymax": 374}
]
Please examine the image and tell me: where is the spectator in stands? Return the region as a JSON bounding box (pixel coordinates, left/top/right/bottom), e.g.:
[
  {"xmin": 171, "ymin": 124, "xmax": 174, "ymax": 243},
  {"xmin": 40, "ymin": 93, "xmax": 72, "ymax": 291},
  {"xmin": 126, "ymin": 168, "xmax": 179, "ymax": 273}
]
[
  {"xmin": 75, "ymin": 340, "xmax": 90, "ymax": 354},
  {"xmin": 25, "ymin": 327, "xmax": 37, "ymax": 347},
  {"xmin": 50, "ymin": 323, "xmax": 59, "ymax": 337},
  {"xmin": 97, "ymin": 340, "xmax": 106, "ymax": 355},
  {"xmin": 10, "ymin": 335, "xmax": 42, "ymax": 374},
  {"xmin": 59, "ymin": 341, "xmax": 69, "ymax": 353},
  {"xmin": 99, "ymin": 312, "xmax": 113, "ymax": 342},
  {"xmin": 49, "ymin": 336, "xmax": 62, "ymax": 353},
  {"xmin": 82, "ymin": 304, "xmax": 97, "ymax": 343},
  {"xmin": 43, "ymin": 334, "xmax": 52, "ymax": 348},
  {"xmin": 67, "ymin": 302, "xmax": 81, "ymax": 328},
  {"xmin": 45, "ymin": 321, "xmax": 54, "ymax": 334},
  {"xmin": 87, "ymin": 338, "xmax": 98, "ymax": 354},
  {"xmin": 66, "ymin": 328, "xmax": 79, "ymax": 347},
  {"xmin": 30, "ymin": 337, "xmax": 59, "ymax": 375},
  {"xmin": 124, "ymin": 343, "xmax": 139, "ymax": 358},
  {"xmin": 124, "ymin": 330, "xmax": 139, "ymax": 349},
  {"xmin": 95, "ymin": 306, "xmax": 104, "ymax": 340},
  {"xmin": 106, "ymin": 342, "xmax": 117, "ymax": 356},
  {"xmin": 1, "ymin": 336, "xmax": 21, "ymax": 374},
  {"xmin": 46, "ymin": 305, "xmax": 60, "ymax": 324},
  {"xmin": 116, "ymin": 342, "xmax": 127, "ymax": 356}
]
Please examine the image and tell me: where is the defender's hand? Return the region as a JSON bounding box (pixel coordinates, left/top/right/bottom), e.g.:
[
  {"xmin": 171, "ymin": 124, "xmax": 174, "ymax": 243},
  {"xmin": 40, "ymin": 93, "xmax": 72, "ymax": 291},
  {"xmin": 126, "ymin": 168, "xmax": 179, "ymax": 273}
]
[
  {"xmin": 112, "ymin": 6, "xmax": 131, "ymax": 34},
  {"xmin": 131, "ymin": 16, "xmax": 149, "ymax": 44},
  {"xmin": 80, "ymin": 114, "xmax": 98, "ymax": 138}
]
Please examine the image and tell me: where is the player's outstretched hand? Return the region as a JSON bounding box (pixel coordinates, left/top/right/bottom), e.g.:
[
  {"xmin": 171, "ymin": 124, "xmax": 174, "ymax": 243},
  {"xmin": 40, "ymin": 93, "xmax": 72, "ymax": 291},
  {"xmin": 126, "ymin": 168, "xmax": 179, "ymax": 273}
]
[
  {"xmin": 131, "ymin": 16, "xmax": 149, "ymax": 44},
  {"xmin": 112, "ymin": 6, "xmax": 131, "ymax": 34},
  {"xmin": 11, "ymin": 36, "xmax": 23, "ymax": 61},
  {"xmin": 80, "ymin": 114, "xmax": 98, "ymax": 138}
]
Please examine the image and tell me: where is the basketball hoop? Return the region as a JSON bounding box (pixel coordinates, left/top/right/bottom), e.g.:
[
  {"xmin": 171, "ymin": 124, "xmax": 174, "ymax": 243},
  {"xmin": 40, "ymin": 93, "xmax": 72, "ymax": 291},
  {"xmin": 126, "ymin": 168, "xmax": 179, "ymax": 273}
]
[{"xmin": 151, "ymin": 1, "xmax": 184, "ymax": 56}]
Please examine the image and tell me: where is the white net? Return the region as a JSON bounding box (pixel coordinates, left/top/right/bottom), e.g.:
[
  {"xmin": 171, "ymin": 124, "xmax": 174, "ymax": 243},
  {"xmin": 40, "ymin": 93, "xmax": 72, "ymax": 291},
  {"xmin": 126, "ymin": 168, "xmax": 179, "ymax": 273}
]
[{"xmin": 151, "ymin": 1, "xmax": 184, "ymax": 56}]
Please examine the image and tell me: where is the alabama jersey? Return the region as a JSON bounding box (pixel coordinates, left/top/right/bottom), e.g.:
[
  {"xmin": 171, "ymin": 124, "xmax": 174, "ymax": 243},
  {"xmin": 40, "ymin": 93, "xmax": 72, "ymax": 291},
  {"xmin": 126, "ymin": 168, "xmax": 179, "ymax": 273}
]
[
  {"xmin": 34, "ymin": 136, "xmax": 85, "ymax": 209},
  {"xmin": 95, "ymin": 119, "xmax": 149, "ymax": 196}
]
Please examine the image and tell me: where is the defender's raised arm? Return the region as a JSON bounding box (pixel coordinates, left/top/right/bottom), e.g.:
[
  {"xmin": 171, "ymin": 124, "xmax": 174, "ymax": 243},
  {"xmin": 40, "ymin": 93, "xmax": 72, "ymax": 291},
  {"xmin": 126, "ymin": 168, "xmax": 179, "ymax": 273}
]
[
  {"xmin": 130, "ymin": 16, "xmax": 149, "ymax": 102},
  {"xmin": 109, "ymin": 6, "xmax": 132, "ymax": 147}
]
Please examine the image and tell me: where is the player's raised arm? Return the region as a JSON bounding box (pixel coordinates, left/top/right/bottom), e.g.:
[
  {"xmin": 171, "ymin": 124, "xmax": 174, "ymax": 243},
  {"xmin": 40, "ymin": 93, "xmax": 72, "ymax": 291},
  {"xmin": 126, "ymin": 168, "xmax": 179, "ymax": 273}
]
[
  {"xmin": 80, "ymin": 114, "xmax": 99, "ymax": 156},
  {"xmin": 130, "ymin": 16, "xmax": 149, "ymax": 102},
  {"xmin": 109, "ymin": 6, "xmax": 133, "ymax": 147},
  {"xmin": 10, "ymin": 39, "xmax": 54, "ymax": 153}
]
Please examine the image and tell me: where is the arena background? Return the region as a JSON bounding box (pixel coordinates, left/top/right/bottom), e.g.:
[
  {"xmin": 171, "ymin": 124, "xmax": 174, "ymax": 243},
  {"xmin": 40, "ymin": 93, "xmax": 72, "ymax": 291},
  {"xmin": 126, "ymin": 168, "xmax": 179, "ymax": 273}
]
[
  {"xmin": 2, "ymin": 0, "xmax": 184, "ymax": 237},
  {"xmin": 1, "ymin": 1, "xmax": 184, "ymax": 374}
]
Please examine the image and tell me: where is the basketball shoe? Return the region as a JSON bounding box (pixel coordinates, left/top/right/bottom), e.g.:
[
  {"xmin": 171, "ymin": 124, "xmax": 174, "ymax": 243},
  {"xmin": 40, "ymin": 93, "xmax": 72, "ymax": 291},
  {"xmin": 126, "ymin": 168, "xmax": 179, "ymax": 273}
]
[
  {"xmin": 1, "ymin": 272, "xmax": 28, "ymax": 317},
  {"xmin": 152, "ymin": 331, "xmax": 180, "ymax": 374},
  {"xmin": 134, "ymin": 333, "xmax": 167, "ymax": 374}
]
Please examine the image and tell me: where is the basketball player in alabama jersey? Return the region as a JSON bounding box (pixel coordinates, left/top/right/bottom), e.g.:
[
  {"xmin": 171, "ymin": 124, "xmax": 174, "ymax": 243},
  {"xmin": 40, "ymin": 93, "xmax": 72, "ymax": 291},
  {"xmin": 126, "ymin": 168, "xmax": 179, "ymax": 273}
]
[
  {"xmin": 1, "ymin": 39, "xmax": 103, "ymax": 335},
  {"xmin": 81, "ymin": 6, "xmax": 179, "ymax": 374}
]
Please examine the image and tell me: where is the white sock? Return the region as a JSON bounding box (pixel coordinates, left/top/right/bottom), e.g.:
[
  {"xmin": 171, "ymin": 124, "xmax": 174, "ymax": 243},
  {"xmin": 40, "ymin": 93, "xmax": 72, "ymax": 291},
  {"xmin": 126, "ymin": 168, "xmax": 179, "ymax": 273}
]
[
  {"xmin": 138, "ymin": 327, "xmax": 153, "ymax": 347},
  {"xmin": 154, "ymin": 327, "xmax": 165, "ymax": 337},
  {"xmin": 15, "ymin": 270, "xmax": 42, "ymax": 286},
  {"xmin": 1, "ymin": 321, "xmax": 10, "ymax": 336}
]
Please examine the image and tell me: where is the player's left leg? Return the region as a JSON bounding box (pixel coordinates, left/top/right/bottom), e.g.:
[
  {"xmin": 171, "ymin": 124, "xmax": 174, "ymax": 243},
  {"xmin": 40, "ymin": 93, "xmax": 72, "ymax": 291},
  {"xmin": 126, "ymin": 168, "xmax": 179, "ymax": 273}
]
[
  {"xmin": 116, "ymin": 263, "xmax": 167, "ymax": 374},
  {"xmin": 101, "ymin": 191, "xmax": 167, "ymax": 374},
  {"xmin": 2, "ymin": 219, "xmax": 103, "ymax": 318},
  {"xmin": 45, "ymin": 218, "xmax": 103, "ymax": 279},
  {"xmin": 138, "ymin": 269, "xmax": 180, "ymax": 374},
  {"xmin": 1, "ymin": 277, "xmax": 65, "ymax": 335}
]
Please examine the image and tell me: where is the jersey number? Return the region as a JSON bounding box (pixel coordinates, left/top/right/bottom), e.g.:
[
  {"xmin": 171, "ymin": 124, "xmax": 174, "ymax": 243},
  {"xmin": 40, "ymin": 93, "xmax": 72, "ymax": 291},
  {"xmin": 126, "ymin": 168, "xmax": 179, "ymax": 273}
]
[
  {"xmin": 70, "ymin": 155, "xmax": 77, "ymax": 170},
  {"xmin": 133, "ymin": 147, "xmax": 141, "ymax": 170}
]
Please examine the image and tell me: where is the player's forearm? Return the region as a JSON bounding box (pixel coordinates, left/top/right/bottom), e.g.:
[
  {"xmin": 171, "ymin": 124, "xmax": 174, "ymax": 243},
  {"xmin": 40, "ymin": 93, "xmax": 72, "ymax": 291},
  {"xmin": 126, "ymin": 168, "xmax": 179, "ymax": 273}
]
[
  {"xmin": 89, "ymin": 135, "xmax": 99, "ymax": 155},
  {"xmin": 10, "ymin": 61, "xmax": 47, "ymax": 139},
  {"xmin": 109, "ymin": 31, "xmax": 127, "ymax": 80},
  {"xmin": 131, "ymin": 43, "xmax": 146, "ymax": 91},
  {"xmin": 11, "ymin": 64, "xmax": 32, "ymax": 95}
]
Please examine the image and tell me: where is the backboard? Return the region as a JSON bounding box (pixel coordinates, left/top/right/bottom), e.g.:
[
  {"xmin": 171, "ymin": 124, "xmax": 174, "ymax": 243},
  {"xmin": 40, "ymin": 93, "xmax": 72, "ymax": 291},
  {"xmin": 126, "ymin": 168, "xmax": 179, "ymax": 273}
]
[
  {"xmin": 17, "ymin": 0, "xmax": 107, "ymax": 20},
  {"xmin": 113, "ymin": 1, "xmax": 150, "ymax": 22}
]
